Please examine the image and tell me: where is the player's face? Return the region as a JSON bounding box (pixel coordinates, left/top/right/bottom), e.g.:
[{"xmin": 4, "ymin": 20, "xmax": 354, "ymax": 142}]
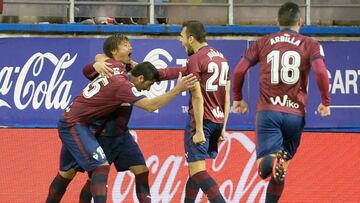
[
  {"xmin": 179, "ymin": 27, "xmax": 195, "ymax": 56},
  {"xmin": 112, "ymin": 40, "xmax": 133, "ymax": 64},
  {"xmin": 133, "ymin": 76, "xmax": 155, "ymax": 91}
]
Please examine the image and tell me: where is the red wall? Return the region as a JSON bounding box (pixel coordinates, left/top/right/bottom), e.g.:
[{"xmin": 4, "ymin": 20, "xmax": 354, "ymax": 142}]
[{"xmin": 0, "ymin": 129, "xmax": 359, "ymax": 202}]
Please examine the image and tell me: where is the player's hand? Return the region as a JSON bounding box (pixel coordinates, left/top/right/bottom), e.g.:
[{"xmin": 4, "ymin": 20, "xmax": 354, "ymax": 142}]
[
  {"xmin": 175, "ymin": 72, "xmax": 197, "ymax": 92},
  {"xmin": 233, "ymin": 100, "xmax": 248, "ymax": 114},
  {"xmin": 218, "ymin": 130, "xmax": 228, "ymax": 143},
  {"xmin": 129, "ymin": 60, "xmax": 138, "ymax": 68},
  {"xmin": 317, "ymin": 103, "xmax": 331, "ymax": 117},
  {"xmin": 193, "ymin": 131, "xmax": 206, "ymax": 145},
  {"xmin": 93, "ymin": 61, "xmax": 113, "ymax": 78}
]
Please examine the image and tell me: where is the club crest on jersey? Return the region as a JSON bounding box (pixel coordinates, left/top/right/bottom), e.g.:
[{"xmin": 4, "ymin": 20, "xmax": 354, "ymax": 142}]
[
  {"xmin": 270, "ymin": 94, "xmax": 299, "ymax": 109},
  {"xmin": 113, "ymin": 67, "xmax": 121, "ymax": 75}
]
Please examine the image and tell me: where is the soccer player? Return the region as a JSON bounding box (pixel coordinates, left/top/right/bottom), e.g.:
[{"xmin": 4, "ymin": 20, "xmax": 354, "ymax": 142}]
[
  {"xmin": 46, "ymin": 34, "xmax": 197, "ymax": 203},
  {"xmin": 157, "ymin": 20, "xmax": 230, "ymax": 203},
  {"xmin": 79, "ymin": 35, "xmax": 152, "ymax": 203},
  {"xmin": 232, "ymin": 2, "xmax": 331, "ymax": 203},
  {"xmin": 93, "ymin": 22, "xmax": 230, "ymax": 202}
]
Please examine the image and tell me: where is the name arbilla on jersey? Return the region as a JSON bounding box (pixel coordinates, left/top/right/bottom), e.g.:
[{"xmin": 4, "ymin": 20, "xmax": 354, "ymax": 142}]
[{"xmin": 269, "ymin": 94, "xmax": 299, "ymax": 109}]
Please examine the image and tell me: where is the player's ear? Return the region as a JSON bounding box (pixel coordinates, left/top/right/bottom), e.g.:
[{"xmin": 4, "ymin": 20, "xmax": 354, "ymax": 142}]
[
  {"xmin": 138, "ymin": 75, "xmax": 145, "ymax": 82},
  {"xmin": 275, "ymin": 17, "xmax": 279, "ymax": 26},
  {"xmin": 111, "ymin": 48, "xmax": 117, "ymax": 56},
  {"xmin": 298, "ymin": 17, "xmax": 304, "ymax": 27}
]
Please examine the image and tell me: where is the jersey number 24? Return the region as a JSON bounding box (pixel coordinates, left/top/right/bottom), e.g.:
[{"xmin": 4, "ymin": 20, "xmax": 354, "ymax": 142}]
[{"xmin": 206, "ymin": 61, "xmax": 229, "ymax": 91}]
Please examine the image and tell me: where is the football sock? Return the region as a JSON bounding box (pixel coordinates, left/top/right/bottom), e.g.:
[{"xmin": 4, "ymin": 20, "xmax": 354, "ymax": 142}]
[
  {"xmin": 191, "ymin": 171, "xmax": 225, "ymax": 203},
  {"xmin": 46, "ymin": 173, "xmax": 72, "ymax": 203},
  {"xmin": 184, "ymin": 177, "xmax": 199, "ymax": 203},
  {"xmin": 90, "ymin": 165, "xmax": 110, "ymax": 203},
  {"xmin": 135, "ymin": 171, "xmax": 151, "ymax": 203},
  {"xmin": 79, "ymin": 179, "xmax": 92, "ymax": 203},
  {"xmin": 265, "ymin": 176, "xmax": 285, "ymax": 203}
]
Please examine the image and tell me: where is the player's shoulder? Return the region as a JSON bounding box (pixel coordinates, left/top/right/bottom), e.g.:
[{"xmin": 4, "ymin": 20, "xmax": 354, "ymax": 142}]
[{"xmin": 298, "ymin": 34, "xmax": 320, "ymax": 45}]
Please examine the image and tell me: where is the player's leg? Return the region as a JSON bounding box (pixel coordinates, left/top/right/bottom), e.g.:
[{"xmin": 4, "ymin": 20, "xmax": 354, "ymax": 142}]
[
  {"xmin": 117, "ymin": 131, "xmax": 151, "ymax": 203},
  {"xmin": 58, "ymin": 122, "xmax": 110, "ymax": 203},
  {"xmin": 46, "ymin": 120, "xmax": 80, "ymax": 203},
  {"xmin": 264, "ymin": 113, "xmax": 304, "ymax": 203},
  {"xmin": 255, "ymin": 110, "xmax": 285, "ymax": 203},
  {"xmin": 129, "ymin": 165, "xmax": 151, "ymax": 203},
  {"xmin": 46, "ymin": 145, "xmax": 77, "ymax": 203},
  {"xmin": 185, "ymin": 119, "xmax": 225, "ymax": 203},
  {"xmin": 79, "ymin": 172, "xmax": 92, "ymax": 203}
]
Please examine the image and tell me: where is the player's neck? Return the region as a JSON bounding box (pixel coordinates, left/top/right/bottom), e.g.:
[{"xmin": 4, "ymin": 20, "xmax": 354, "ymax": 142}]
[
  {"xmin": 280, "ymin": 26, "xmax": 300, "ymax": 33},
  {"xmin": 193, "ymin": 42, "xmax": 208, "ymax": 53},
  {"xmin": 113, "ymin": 56, "xmax": 126, "ymax": 64}
]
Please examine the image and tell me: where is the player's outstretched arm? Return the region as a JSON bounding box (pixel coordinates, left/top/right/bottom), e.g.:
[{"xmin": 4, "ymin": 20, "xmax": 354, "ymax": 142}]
[
  {"xmin": 158, "ymin": 66, "xmax": 188, "ymax": 81},
  {"xmin": 134, "ymin": 73, "xmax": 197, "ymax": 112}
]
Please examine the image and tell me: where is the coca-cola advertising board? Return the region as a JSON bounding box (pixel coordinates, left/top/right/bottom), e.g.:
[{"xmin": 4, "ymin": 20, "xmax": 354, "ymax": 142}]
[
  {"xmin": 0, "ymin": 38, "xmax": 359, "ymax": 130},
  {"xmin": 0, "ymin": 129, "xmax": 359, "ymax": 202}
]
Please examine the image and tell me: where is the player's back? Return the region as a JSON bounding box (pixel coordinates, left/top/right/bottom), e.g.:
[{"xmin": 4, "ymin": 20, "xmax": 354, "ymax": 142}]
[
  {"xmin": 188, "ymin": 46, "xmax": 230, "ymax": 123},
  {"xmin": 248, "ymin": 30, "xmax": 323, "ymax": 115},
  {"xmin": 63, "ymin": 59, "xmax": 141, "ymax": 127}
]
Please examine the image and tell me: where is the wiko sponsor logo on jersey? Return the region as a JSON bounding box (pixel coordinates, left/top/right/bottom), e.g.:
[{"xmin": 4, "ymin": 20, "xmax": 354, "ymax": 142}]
[
  {"xmin": 270, "ymin": 94, "xmax": 299, "ymax": 109},
  {"xmin": 212, "ymin": 106, "xmax": 224, "ymax": 118},
  {"xmin": 0, "ymin": 52, "xmax": 76, "ymax": 110}
]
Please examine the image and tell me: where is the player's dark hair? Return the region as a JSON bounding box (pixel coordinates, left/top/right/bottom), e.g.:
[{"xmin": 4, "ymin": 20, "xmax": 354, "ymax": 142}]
[
  {"xmin": 182, "ymin": 20, "xmax": 206, "ymax": 43},
  {"xmin": 130, "ymin": 61, "xmax": 160, "ymax": 81},
  {"xmin": 103, "ymin": 34, "xmax": 129, "ymax": 58},
  {"xmin": 278, "ymin": 2, "xmax": 300, "ymax": 27}
]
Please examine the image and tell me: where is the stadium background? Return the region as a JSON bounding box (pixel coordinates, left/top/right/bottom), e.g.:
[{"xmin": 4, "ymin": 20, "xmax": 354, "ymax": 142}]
[{"xmin": 0, "ymin": 1, "xmax": 360, "ymax": 202}]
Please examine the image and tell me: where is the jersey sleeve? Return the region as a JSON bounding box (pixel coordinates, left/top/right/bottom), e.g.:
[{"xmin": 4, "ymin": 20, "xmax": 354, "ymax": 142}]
[
  {"xmin": 232, "ymin": 58, "xmax": 252, "ymax": 101},
  {"xmin": 311, "ymin": 57, "xmax": 331, "ymax": 106},
  {"xmin": 158, "ymin": 66, "xmax": 188, "ymax": 81},
  {"xmin": 187, "ymin": 56, "xmax": 201, "ymax": 80},
  {"xmin": 309, "ymin": 40, "xmax": 325, "ymax": 61},
  {"xmin": 83, "ymin": 62, "xmax": 99, "ymax": 81},
  {"xmin": 243, "ymin": 39, "xmax": 261, "ymax": 65}
]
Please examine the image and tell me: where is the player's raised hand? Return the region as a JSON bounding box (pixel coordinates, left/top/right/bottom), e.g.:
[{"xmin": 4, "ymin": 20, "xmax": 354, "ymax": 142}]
[
  {"xmin": 193, "ymin": 131, "xmax": 206, "ymax": 145},
  {"xmin": 93, "ymin": 61, "xmax": 113, "ymax": 78},
  {"xmin": 317, "ymin": 103, "xmax": 331, "ymax": 117},
  {"xmin": 175, "ymin": 72, "xmax": 197, "ymax": 92},
  {"xmin": 233, "ymin": 100, "xmax": 248, "ymax": 114}
]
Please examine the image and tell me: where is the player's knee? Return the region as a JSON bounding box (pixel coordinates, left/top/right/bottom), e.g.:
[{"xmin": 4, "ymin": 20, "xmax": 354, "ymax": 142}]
[
  {"xmin": 130, "ymin": 165, "xmax": 149, "ymax": 175},
  {"xmin": 189, "ymin": 160, "xmax": 206, "ymax": 176},
  {"xmin": 258, "ymin": 155, "xmax": 275, "ymax": 179},
  {"xmin": 59, "ymin": 168, "xmax": 77, "ymax": 179}
]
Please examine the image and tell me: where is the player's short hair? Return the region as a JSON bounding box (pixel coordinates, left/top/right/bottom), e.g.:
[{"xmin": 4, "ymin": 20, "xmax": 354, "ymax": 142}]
[
  {"xmin": 103, "ymin": 34, "xmax": 129, "ymax": 58},
  {"xmin": 182, "ymin": 20, "xmax": 206, "ymax": 43},
  {"xmin": 278, "ymin": 2, "xmax": 300, "ymax": 27},
  {"xmin": 130, "ymin": 61, "xmax": 160, "ymax": 81}
]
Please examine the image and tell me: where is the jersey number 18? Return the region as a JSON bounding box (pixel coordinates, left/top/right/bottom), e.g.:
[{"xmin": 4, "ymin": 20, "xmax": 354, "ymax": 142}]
[{"xmin": 267, "ymin": 50, "xmax": 301, "ymax": 85}]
